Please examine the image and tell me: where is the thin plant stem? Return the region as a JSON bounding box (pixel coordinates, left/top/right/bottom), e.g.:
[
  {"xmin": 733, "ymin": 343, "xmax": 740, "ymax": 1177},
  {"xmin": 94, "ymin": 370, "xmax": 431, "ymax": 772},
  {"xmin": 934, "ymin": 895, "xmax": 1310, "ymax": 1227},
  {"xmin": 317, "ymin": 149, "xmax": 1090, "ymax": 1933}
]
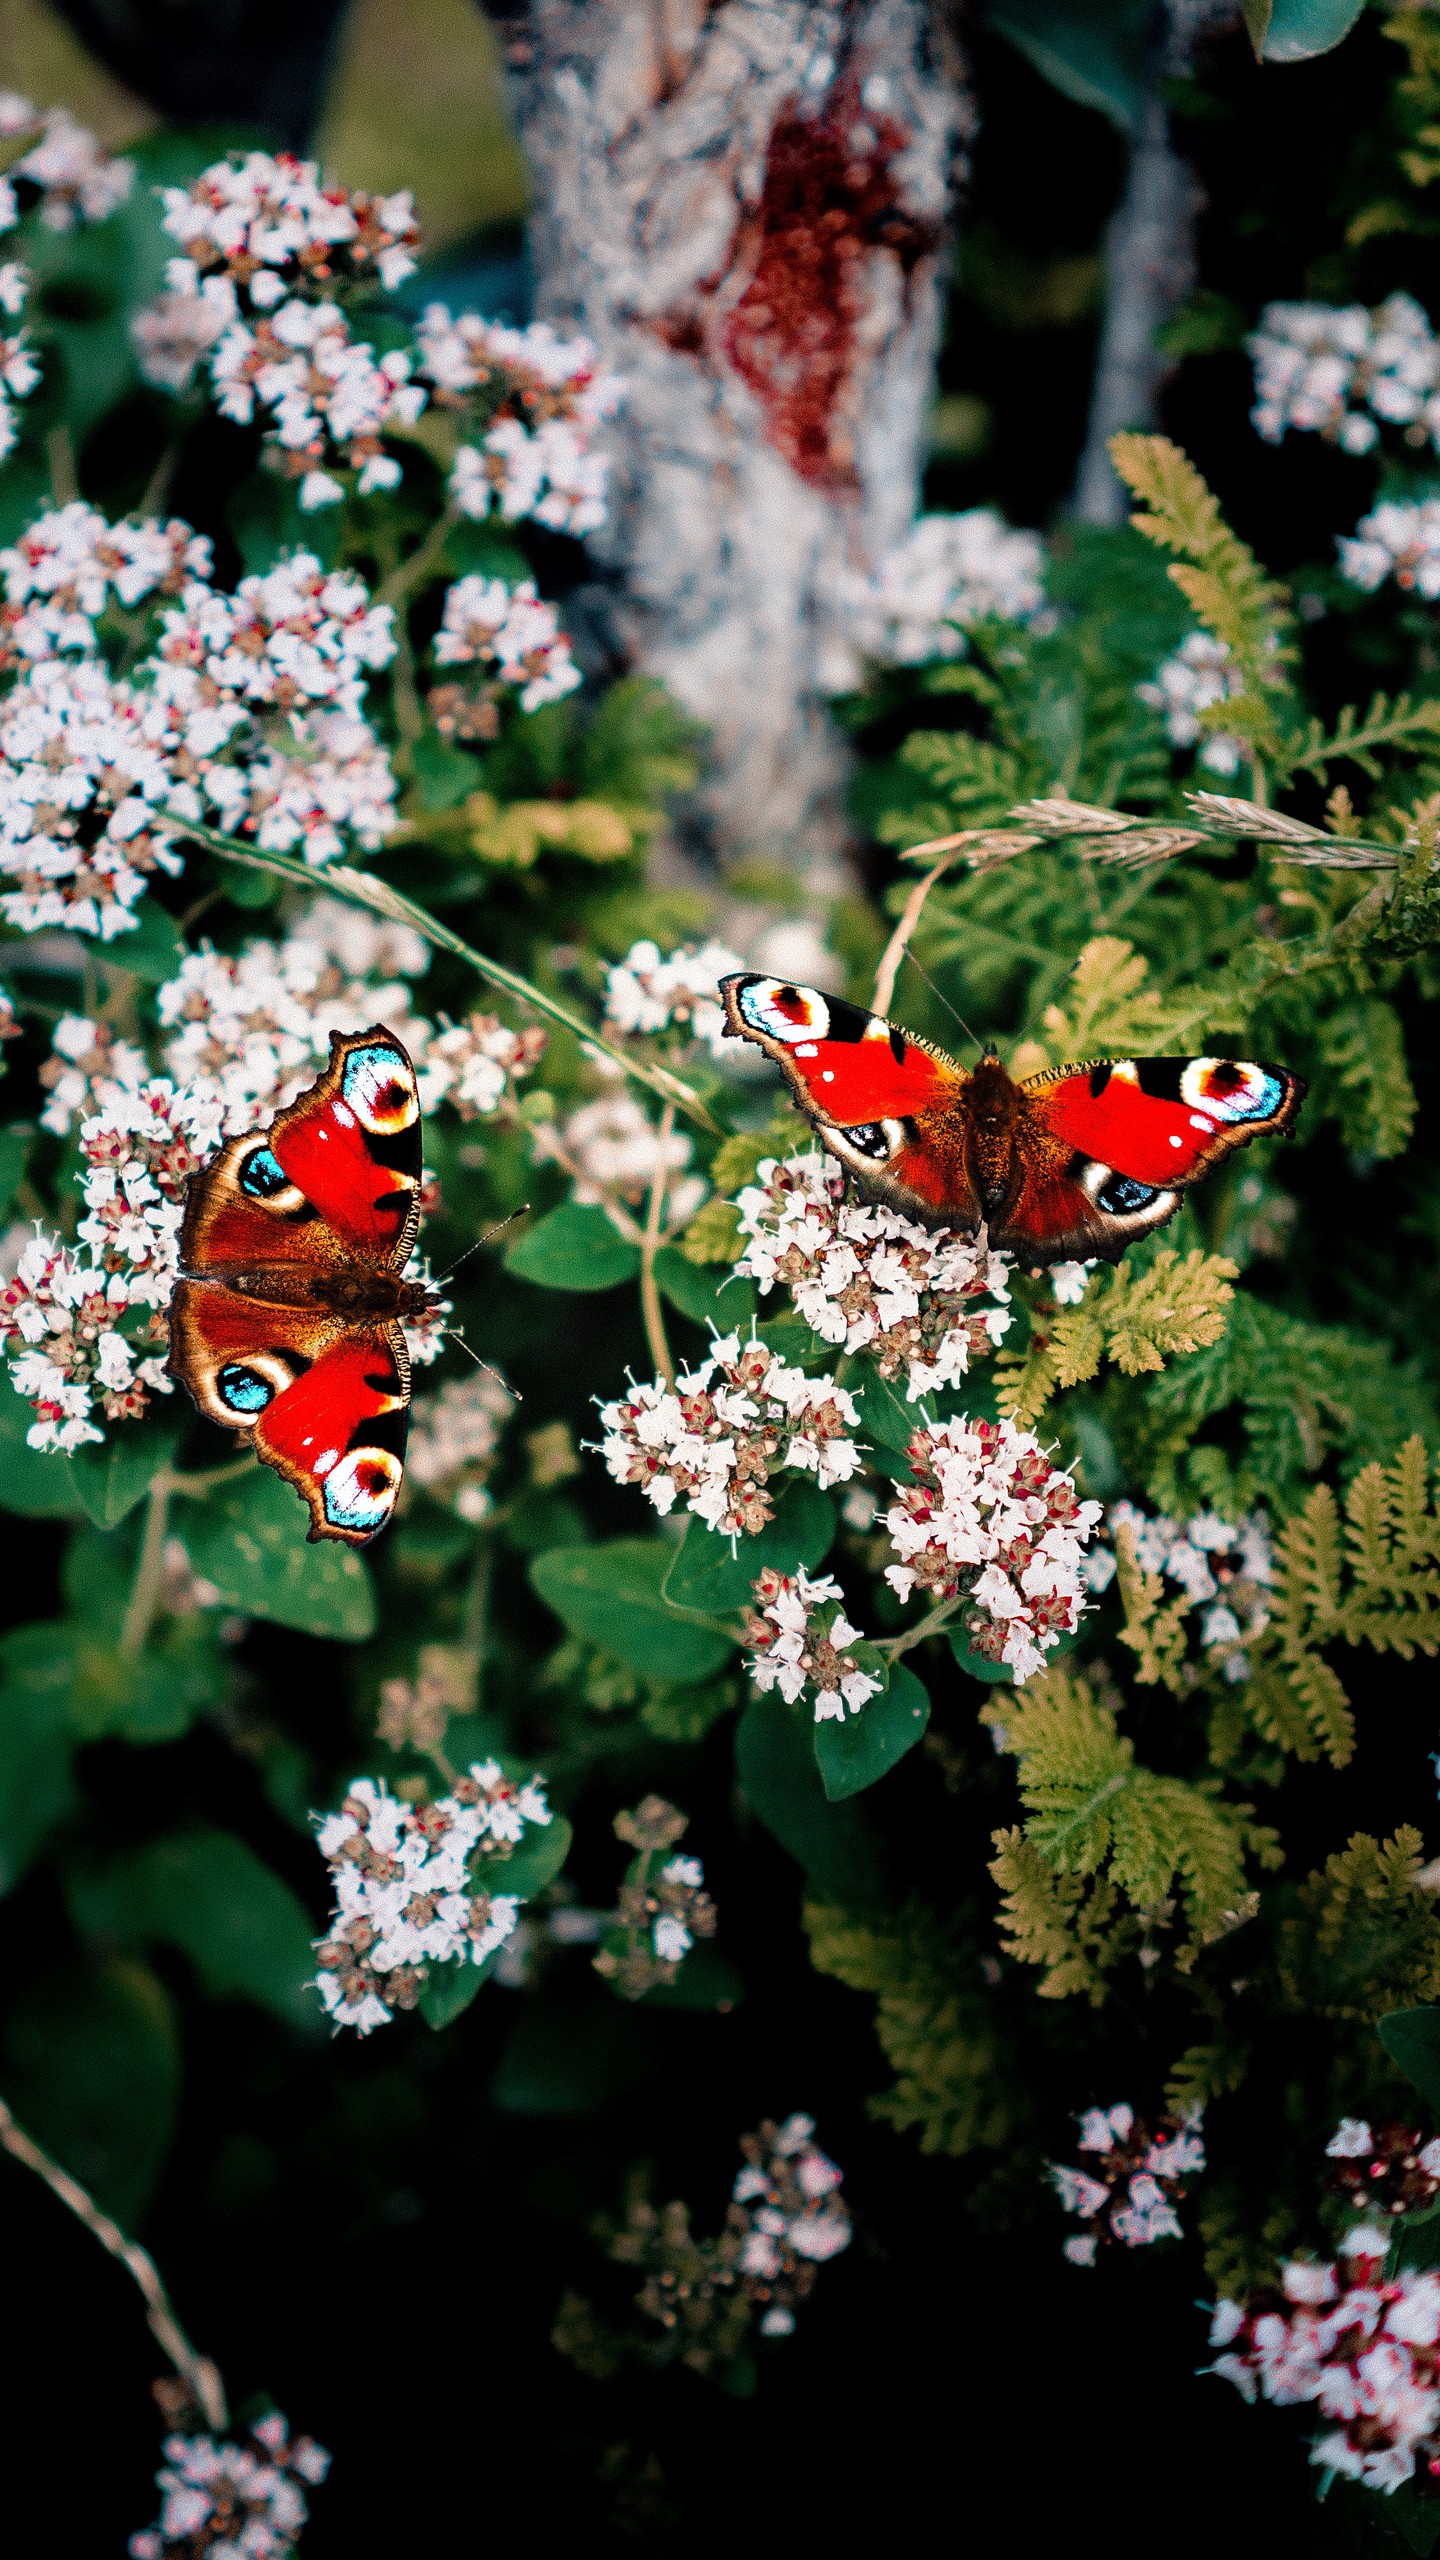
[
  {"xmin": 120, "ymin": 1469, "xmax": 174, "ymax": 1657},
  {"xmin": 872, "ymin": 850, "xmax": 965, "ymax": 1015},
  {"xmin": 45, "ymin": 423, "xmax": 78, "ymax": 508},
  {"xmin": 166, "ymin": 818, "xmax": 721, "ymax": 1132},
  {"xmin": 374, "ymin": 504, "xmax": 462, "ymax": 608},
  {"xmin": 878, "ymin": 1594, "xmax": 962, "ymax": 1660},
  {"xmin": 639, "ymin": 1102, "xmax": 676, "ymax": 1389},
  {"xmin": 0, "ymin": 2094, "xmax": 228, "ymax": 2429}
]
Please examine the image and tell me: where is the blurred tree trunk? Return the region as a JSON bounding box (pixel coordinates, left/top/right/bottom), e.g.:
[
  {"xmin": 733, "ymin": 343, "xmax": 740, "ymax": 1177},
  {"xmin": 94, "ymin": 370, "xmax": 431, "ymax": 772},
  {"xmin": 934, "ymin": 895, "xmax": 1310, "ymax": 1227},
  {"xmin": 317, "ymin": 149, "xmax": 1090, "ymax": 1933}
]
[{"xmin": 485, "ymin": 0, "xmax": 970, "ymax": 883}]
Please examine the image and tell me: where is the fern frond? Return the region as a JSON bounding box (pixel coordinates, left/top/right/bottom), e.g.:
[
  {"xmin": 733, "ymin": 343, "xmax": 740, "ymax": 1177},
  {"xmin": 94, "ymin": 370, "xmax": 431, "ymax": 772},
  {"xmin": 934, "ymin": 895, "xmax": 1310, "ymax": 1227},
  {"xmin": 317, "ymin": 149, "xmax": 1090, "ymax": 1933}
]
[
  {"xmin": 1114, "ymin": 1523, "xmax": 1192, "ymax": 1693},
  {"xmin": 803, "ymin": 1898, "xmax": 1029, "ymax": 2152},
  {"xmin": 1025, "ymin": 935, "xmax": 1204, "ymax": 1066},
  {"xmin": 1281, "ymin": 690, "xmax": 1440, "ymax": 782},
  {"xmin": 1316, "ymin": 997, "xmax": 1416, "ymax": 1159},
  {"xmin": 987, "ymin": 1831, "xmax": 1122, "ymax": 2003},
  {"xmin": 1278, "ymin": 1828, "xmax": 1440, "ymax": 2020},
  {"xmin": 1108, "ymin": 434, "xmax": 1294, "ymax": 737},
  {"xmin": 1103, "ymin": 1250, "xmax": 1238, "ymax": 1377}
]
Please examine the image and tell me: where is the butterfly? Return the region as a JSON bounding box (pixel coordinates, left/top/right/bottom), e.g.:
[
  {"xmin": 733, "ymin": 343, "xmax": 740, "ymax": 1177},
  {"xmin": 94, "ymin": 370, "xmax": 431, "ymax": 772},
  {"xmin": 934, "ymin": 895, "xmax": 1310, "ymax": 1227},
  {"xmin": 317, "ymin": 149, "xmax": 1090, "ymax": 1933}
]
[
  {"xmin": 168, "ymin": 1026, "xmax": 439, "ymax": 1544},
  {"xmin": 719, "ymin": 975, "xmax": 1305, "ymax": 1266}
]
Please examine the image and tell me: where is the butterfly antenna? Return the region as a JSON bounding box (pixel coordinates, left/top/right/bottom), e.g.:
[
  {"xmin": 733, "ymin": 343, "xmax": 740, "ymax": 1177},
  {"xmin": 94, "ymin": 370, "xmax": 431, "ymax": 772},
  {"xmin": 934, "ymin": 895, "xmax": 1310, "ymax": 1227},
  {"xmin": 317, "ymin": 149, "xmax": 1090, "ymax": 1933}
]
[
  {"xmin": 897, "ymin": 949, "xmax": 989, "ymax": 1056},
  {"xmin": 436, "ymin": 1205, "xmax": 530, "ymax": 1289},
  {"xmin": 444, "ymin": 1328, "xmax": 520, "ymax": 1400}
]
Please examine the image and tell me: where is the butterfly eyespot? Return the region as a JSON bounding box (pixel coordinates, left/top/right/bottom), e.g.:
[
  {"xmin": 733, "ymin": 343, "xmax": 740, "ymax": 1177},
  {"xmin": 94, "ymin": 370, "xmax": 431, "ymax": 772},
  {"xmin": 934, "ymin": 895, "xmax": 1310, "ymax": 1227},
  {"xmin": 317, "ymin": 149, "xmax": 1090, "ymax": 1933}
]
[
  {"xmin": 343, "ymin": 1042, "xmax": 418, "ymax": 1136},
  {"xmin": 322, "ymin": 1445, "xmax": 403, "ymax": 1533},
  {"xmin": 835, "ymin": 1119, "xmax": 905, "ymax": 1164},
  {"xmin": 736, "ymin": 979, "xmax": 832, "ymax": 1045},
  {"xmin": 217, "ymin": 1361, "xmax": 276, "ymax": 1415},
  {"xmin": 239, "ymin": 1146, "xmax": 288, "ymax": 1200},
  {"xmin": 1180, "ymin": 1057, "xmax": 1285, "ymax": 1124},
  {"xmin": 1097, "ymin": 1173, "xmax": 1159, "ymax": 1214}
]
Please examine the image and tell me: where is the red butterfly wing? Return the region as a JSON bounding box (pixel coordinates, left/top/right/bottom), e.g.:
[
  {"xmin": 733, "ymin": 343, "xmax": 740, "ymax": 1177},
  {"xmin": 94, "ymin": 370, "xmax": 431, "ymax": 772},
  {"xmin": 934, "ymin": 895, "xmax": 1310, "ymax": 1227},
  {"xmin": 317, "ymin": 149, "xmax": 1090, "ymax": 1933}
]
[
  {"xmin": 720, "ymin": 974, "xmax": 981, "ymax": 1223},
  {"xmin": 179, "ymin": 1028, "xmax": 423, "ymax": 1281},
  {"xmin": 1026, "ymin": 1056, "xmax": 1305, "ymax": 1186},
  {"xmin": 168, "ymin": 1279, "xmax": 409, "ymax": 1544}
]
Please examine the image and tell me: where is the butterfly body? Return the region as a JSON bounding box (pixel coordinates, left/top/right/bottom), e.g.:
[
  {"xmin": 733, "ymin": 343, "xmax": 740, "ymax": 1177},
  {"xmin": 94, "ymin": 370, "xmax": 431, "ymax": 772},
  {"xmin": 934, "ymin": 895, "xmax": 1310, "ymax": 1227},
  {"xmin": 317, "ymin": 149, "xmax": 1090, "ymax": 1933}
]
[
  {"xmin": 720, "ymin": 974, "xmax": 1304, "ymax": 1266},
  {"xmin": 168, "ymin": 1027, "xmax": 435, "ymax": 1544}
]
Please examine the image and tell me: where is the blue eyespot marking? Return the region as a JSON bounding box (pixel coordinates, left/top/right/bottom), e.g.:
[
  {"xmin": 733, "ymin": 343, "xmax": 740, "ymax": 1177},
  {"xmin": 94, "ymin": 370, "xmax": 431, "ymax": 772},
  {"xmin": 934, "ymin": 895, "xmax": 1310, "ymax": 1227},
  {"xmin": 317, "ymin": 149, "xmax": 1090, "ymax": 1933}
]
[
  {"xmin": 322, "ymin": 1446, "xmax": 401, "ymax": 1532},
  {"xmin": 1098, "ymin": 1174, "xmax": 1158, "ymax": 1214},
  {"xmin": 218, "ymin": 1362, "xmax": 274, "ymax": 1414},
  {"xmin": 1181, "ymin": 1059, "xmax": 1286, "ymax": 1125},
  {"xmin": 239, "ymin": 1146, "xmax": 287, "ymax": 1199},
  {"xmin": 343, "ymin": 1043, "xmax": 412, "ymax": 1132}
]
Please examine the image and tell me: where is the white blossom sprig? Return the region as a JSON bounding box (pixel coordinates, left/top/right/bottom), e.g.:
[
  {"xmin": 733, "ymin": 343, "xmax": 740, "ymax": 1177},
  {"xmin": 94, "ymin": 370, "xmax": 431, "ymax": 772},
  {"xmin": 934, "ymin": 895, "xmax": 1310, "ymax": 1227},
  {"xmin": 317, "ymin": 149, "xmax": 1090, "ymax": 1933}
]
[
  {"xmin": 129, "ymin": 2412, "xmax": 329, "ymax": 2560},
  {"xmin": 1088, "ymin": 1499, "xmax": 1276, "ymax": 1681},
  {"xmin": 598, "ymin": 1331, "xmax": 863, "ymax": 1538},
  {"xmin": 883, "ymin": 1414, "xmax": 1102, "ymax": 1682},
  {"xmin": 602, "ymin": 936, "xmax": 749, "ymax": 1058},
  {"xmin": 743, "ymin": 1564, "xmax": 883, "ymax": 1723},
  {"xmin": 1051, "ymin": 2100, "xmax": 1205, "ymax": 2266},
  {"xmin": 734, "ymin": 1148, "xmax": 1012, "ymax": 1400},
  {"xmin": 311, "ymin": 1763, "xmax": 553, "ymax": 2033}
]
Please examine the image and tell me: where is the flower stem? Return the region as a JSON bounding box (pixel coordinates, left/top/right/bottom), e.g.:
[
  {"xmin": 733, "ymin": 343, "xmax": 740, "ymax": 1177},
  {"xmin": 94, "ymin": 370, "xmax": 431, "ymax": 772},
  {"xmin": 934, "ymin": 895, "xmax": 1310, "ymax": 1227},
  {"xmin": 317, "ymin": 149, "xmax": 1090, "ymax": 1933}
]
[
  {"xmin": 0, "ymin": 2093, "xmax": 228, "ymax": 2429},
  {"xmin": 639, "ymin": 1103, "xmax": 676, "ymax": 1389},
  {"xmin": 879, "ymin": 1594, "xmax": 962, "ymax": 1660},
  {"xmin": 872, "ymin": 850, "xmax": 965, "ymax": 1016},
  {"xmin": 120, "ymin": 1469, "xmax": 174, "ymax": 1658},
  {"xmin": 374, "ymin": 503, "xmax": 461, "ymax": 608},
  {"xmin": 170, "ymin": 819, "xmax": 722, "ymax": 1133}
]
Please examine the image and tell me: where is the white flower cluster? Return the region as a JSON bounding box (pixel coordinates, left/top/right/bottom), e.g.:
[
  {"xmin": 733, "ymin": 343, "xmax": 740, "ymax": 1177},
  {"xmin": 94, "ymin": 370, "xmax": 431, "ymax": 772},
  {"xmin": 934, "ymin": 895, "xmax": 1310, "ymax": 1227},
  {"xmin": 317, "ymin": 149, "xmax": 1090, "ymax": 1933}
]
[
  {"xmin": 1210, "ymin": 2224, "xmax": 1440, "ymax": 2495},
  {"xmin": 416, "ymin": 306, "xmax": 622, "ymax": 536},
  {"xmin": 1339, "ymin": 498, "xmax": 1440, "ymax": 599},
  {"xmin": 0, "ymin": 655, "xmax": 185, "ymax": 940},
  {"xmin": 312, "ymin": 1763, "xmax": 552, "ymax": 2033},
  {"xmin": 1249, "ymin": 292, "xmax": 1440, "ymax": 454},
  {"xmin": 0, "ymin": 1224, "xmax": 173, "ymax": 1452},
  {"xmin": 601, "ymin": 937, "xmax": 754, "ymax": 1059},
  {"xmin": 128, "ymin": 2411, "xmax": 329, "ymax": 2560},
  {"xmin": 743, "ymin": 1563, "xmax": 883, "ymax": 1722},
  {"xmin": 1090, "ymin": 1500, "xmax": 1275, "ymax": 1680},
  {"xmin": 534, "ymin": 1089, "xmax": 706, "ymax": 1227},
  {"xmin": 599, "ymin": 1332, "xmax": 864, "ymax": 1539},
  {"xmin": 432, "ymin": 573, "xmax": 581, "ymax": 711},
  {"xmin": 732, "ymin": 2113, "xmax": 851, "ymax": 2336},
  {"xmin": 152, "ymin": 550, "xmax": 399, "ymax": 862},
  {"xmin": 1137, "ymin": 631, "xmax": 1246, "ymax": 775},
  {"xmin": 1325, "ymin": 2116, "xmax": 1440, "ymax": 2219},
  {"xmin": 1052, "ymin": 2100, "xmax": 1205, "ymax": 2267},
  {"xmin": 883, "ymin": 1414, "xmax": 1101, "ymax": 1682},
  {"xmin": 0, "ymin": 94, "xmax": 133, "ymax": 231},
  {"xmin": 37, "ymin": 1012, "xmax": 149, "ymax": 1136},
  {"xmin": 843, "ymin": 508, "xmax": 1048, "ymax": 672},
  {"xmin": 0, "ymin": 97, "xmax": 133, "ymax": 457},
  {"xmin": 734, "ymin": 1150, "xmax": 1013, "ymax": 1401},
  {"xmin": 145, "ymin": 153, "xmax": 425, "ymax": 506},
  {"xmin": 407, "ymin": 1370, "xmax": 516, "ymax": 1523},
  {"xmin": 0, "ymin": 502, "xmax": 211, "ymax": 662}
]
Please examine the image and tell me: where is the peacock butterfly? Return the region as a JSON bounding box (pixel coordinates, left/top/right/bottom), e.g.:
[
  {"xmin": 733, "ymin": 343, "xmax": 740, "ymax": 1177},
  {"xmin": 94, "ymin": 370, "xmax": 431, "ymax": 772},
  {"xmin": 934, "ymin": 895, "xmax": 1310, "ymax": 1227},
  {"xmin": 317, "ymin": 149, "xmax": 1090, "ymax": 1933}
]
[
  {"xmin": 720, "ymin": 974, "xmax": 1305, "ymax": 1267},
  {"xmin": 168, "ymin": 1025, "xmax": 439, "ymax": 1544}
]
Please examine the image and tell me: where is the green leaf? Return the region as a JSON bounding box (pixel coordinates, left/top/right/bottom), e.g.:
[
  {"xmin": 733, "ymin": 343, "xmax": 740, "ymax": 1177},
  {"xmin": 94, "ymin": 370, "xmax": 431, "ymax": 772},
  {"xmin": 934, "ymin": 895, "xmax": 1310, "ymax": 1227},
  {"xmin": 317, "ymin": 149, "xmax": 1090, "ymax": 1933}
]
[
  {"xmin": 102, "ymin": 895, "xmax": 185, "ymax": 985},
  {"xmin": 0, "ymin": 1381, "xmax": 89, "ymax": 1519},
  {"xmin": 1380, "ymin": 2008, "xmax": 1440, "ymax": 2116},
  {"xmin": 0, "ymin": 1617, "xmax": 205, "ymax": 1746},
  {"xmin": 3, "ymin": 1955, "xmax": 180, "ymax": 2224},
  {"xmin": 858, "ymin": 1370, "xmax": 921, "ymax": 1456},
  {"xmin": 1254, "ymin": 0, "xmax": 1368, "ymax": 62},
  {"xmin": 68, "ymin": 1414, "xmax": 180, "ymax": 1529},
  {"xmin": 412, "ymin": 726, "xmax": 480, "ymax": 812},
  {"xmin": 66, "ymin": 1829, "xmax": 320, "ymax": 2028},
  {"xmin": 479, "ymin": 1809, "xmax": 572, "ymax": 1902},
  {"xmin": 0, "ymin": 1642, "xmax": 74, "ymax": 1891},
  {"xmin": 419, "ymin": 1945, "xmax": 504, "ymax": 2029},
  {"xmin": 0, "ymin": 1121, "xmax": 31, "ymax": 1218},
  {"xmin": 661, "ymin": 1479, "xmax": 836, "ymax": 1614},
  {"xmin": 756, "ymin": 1315, "xmax": 835, "ymax": 1373},
  {"xmin": 987, "ymin": 0, "xmax": 1147, "ymax": 129},
  {"xmin": 653, "ymin": 1247, "xmax": 757, "ymax": 1330},
  {"xmin": 735, "ymin": 1697, "xmax": 889, "ymax": 1905},
  {"xmin": 504, "ymin": 1202, "xmax": 641, "ymax": 1292},
  {"xmin": 813, "ymin": 1661, "xmax": 931, "ymax": 1802},
  {"xmin": 531, "ymin": 1542, "xmax": 734, "ymax": 1685},
  {"xmin": 178, "ymin": 1467, "xmax": 376, "ymax": 1639},
  {"xmin": 947, "ymin": 1627, "xmax": 1014, "ymax": 1684}
]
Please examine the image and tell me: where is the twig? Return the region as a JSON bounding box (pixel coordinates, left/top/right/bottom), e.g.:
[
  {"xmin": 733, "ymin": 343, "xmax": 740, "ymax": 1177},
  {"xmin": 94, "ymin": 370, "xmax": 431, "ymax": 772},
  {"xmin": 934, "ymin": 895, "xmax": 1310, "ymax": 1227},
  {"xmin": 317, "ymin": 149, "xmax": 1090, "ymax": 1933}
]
[
  {"xmin": 0, "ymin": 2094, "xmax": 228, "ymax": 2430},
  {"xmin": 639, "ymin": 1102, "xmax": 676, "ymax": 1389},
  {"xmin": 872, "ymin": 851, "xmax": 965, "ymax": 1015},
  {"xmin": 878, "ymin": 1594, "xmax": 962, "ymax": 1660},
  {"xmin": 45, "ymin": 423, "xmax": 78, "ymax": 509},
  {"xmin": 374, "ymin": 504, "xmax": 461, "ymax": 608}
]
